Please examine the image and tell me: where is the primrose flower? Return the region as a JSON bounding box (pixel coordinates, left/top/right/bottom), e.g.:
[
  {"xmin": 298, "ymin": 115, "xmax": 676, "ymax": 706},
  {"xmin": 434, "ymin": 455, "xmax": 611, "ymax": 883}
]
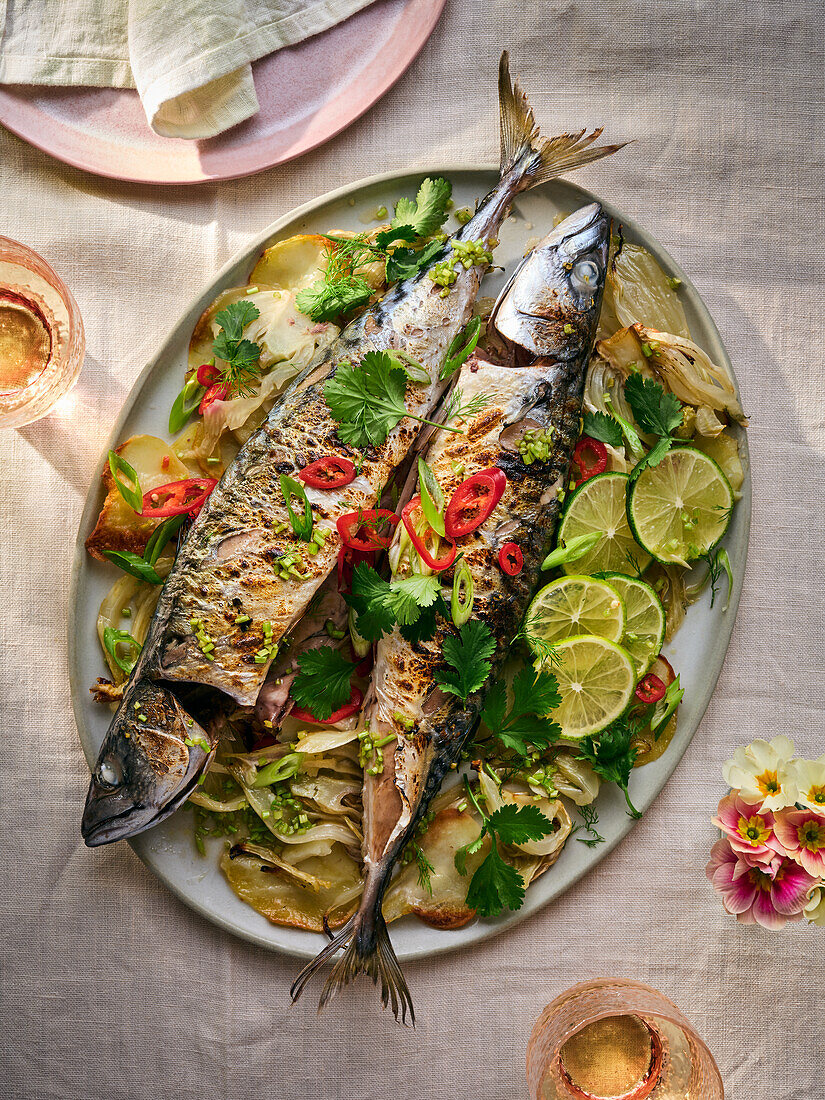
[
  {"xmin": 773, "ymin": 809, "xmax": 825, "ymax": 878},
  {"xmin": 705, "ymin": 838, "xmax": 815, "ymax": 930},
  {"xmin": 786, "ymin": 756, "xmax": 825, "ymax": 813},
  {"xmin": 803, "ymin": 883, "xmax": 825, "ymax": 927},
  {"xmin": 722, "ymin": 735, "xmax": 798, "ymax": 810},
  {"xmin": 711, "ymin": 792, "xmax": 783, "ymax": 865}
]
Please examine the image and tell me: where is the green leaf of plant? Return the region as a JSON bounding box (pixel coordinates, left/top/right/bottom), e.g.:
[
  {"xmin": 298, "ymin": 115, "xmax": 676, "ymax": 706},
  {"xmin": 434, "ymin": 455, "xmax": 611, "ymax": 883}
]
[
  {"xmin": 434, "ymin": 619, "xmax": 496, "ymax": 702},
  {"xmin": 582, "ymin": 410, "xmax": 623, "ymax": 449},
  {"xmin": 486, "ymin": 802, "xmax": 555, "ymax": 846},
  {"xmin": 291, "ymin": 646, "xmax": 356, "ymax": 721},
  {"xmin": 465, "ymin": 843, "xmax": 525, "ymax": 917}
]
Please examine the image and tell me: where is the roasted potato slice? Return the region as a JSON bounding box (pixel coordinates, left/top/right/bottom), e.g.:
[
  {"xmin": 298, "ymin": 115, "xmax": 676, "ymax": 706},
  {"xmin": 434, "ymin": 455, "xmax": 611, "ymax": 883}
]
[{"xmin": 85, "ymin": 435, "xmax": 191, "ymax": 560}]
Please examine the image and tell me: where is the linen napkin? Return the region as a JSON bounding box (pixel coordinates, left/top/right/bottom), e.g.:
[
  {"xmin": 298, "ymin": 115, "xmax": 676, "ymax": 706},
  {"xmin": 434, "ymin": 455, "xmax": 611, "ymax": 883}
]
[{"xmin": 0, "ymin": 0, "xmax": 377, "ymax": 139}]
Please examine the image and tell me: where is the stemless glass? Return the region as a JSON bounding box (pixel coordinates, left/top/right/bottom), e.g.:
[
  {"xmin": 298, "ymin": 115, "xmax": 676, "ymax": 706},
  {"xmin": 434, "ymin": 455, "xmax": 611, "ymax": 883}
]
[
  {"xmin": 0, "ymin": 236, "xmax": 84, "ymax": 428},
  {"xmin": 526, "ymin": 979, "xmax": 724, "ymax": 1100}
]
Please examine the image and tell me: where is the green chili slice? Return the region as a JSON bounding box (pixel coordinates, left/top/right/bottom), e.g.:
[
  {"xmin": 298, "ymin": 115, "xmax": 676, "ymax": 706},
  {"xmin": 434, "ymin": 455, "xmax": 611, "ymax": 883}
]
[
  {"xmin": 108, "ymin": 451, "xmax": 143, "ymax": 513},
  {"xmin": 440, "ymin": 316, "xmax": 481, "ymax": 380},
  {"xmin": 102, "ymin": 550, "xmax": 163, "ymax": 585},
  {"xmin": 144, "ymin": 513, "xmax": 188, "ymax": 566},
  {"xmin": 169, "ymin": 376, "xmax": 205, "ymax": 435},
  {"xmin": 418, "ymin": 457, "xmax": 445, "ymax": 537},
  {"xmin": 103, "ymin": 627, "xmax": 142, "ymax": 674},
  {"xmin": 280, "ymin": 474, "xmax": 313, "ymax": 541},
  {"xmin": 451, "ymin": 560, "xmax": 474, "ymax": 627}
]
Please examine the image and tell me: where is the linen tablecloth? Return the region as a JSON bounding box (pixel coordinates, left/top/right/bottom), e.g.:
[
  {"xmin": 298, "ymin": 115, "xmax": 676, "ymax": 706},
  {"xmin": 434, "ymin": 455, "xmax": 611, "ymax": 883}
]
[{"xmin": 1, "ymin": 2, "xmax": 823, "ymax": 1097}]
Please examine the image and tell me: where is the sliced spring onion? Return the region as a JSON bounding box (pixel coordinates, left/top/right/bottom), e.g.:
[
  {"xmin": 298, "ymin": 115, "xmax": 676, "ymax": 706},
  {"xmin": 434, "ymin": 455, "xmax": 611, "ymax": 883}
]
[
  {"xmin": 541, "ymin": 531, "xmax": 602, "ymax": 571},
  {"xmin": 108, "ymin": 451, "xmax": 143, "ymax": 513},
  {"xmin": 348, "ymin": 606, "xmax": 371, "ymax": 658},
  {"xmin": 144, "ymin": 513, "xmax": 188, "ymax": 566},
  {"xmin": 102, "ymin": 550, "xmax": 163, "ymax": 585},
  {"xmin": 440, "ymin": 316, "xmax": 482, "ymax": 380},
  {"xmin": 168, "ymin": 376, "xmax": 206, "ymax": 435},
  {"xmin": 103, "ymin": 626, "xmax": 142, "ymax": 674},
  {"xmin": 252, "ymin": 753, "xmax": 305, "ymax": 788},
  {"xmin": 280, "ymin": 474, "xmax": 313, "ymax": 541},
  {"xmin": 451, "ymin": 560, "xmax": 474, "ymax": 626},
  {"xmin": 325, "ymin": 619, "xmax": 346, "ymax": 640},
  {"xmin": 604, "ymin": 394, "xmax": 645, "ymax": 460},
  {"xmin": 418, "ymin": 457, "xmax": 445, "ymax": 537},
  {"xmin": 716, "ymin": 548, "xmax": 733, "ymax": 612}
]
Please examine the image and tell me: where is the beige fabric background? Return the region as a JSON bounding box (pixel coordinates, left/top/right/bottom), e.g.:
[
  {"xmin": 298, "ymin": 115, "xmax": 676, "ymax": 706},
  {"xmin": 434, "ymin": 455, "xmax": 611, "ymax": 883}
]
[{"xmin": 1, "ymin": 2, "xmax": 823, "ymax": 1097}]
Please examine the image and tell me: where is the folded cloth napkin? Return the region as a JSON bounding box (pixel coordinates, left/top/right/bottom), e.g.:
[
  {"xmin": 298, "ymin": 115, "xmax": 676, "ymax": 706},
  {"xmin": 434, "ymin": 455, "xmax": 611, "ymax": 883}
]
[{"xmin": 0, "ymin": 0, "xmax": 377, "ymax": 139}]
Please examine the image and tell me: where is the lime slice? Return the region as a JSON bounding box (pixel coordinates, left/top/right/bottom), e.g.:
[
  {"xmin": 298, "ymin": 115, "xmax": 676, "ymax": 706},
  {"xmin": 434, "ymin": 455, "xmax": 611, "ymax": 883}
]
[
  {"xmin": 523, "ymin": 575, "xmax": 626, "ymax": 652},
  {"xmin": 557, "ymin": 472, "xmax": 651, "ymax": 576},
  {"xmin": 603, "ymin": 572, "xmax": 666, "ymax": 675},
  {"xmin": 627, "ymin": 448, "xmax": 733, "ymax": 565},
  {"xmin": 550, "ymin": 635, "xmax": 637, "ymax": 740}
]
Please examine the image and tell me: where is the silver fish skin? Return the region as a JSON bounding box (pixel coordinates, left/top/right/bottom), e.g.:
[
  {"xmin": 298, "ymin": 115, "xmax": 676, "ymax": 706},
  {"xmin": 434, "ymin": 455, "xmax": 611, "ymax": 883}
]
[
  {"xmin": 291, "ymin": 202, "xmax": 611, "ymax": 1022},
  {"xmin": 82, "ymin": 54, "xmax": 621, "ymax": 848}
]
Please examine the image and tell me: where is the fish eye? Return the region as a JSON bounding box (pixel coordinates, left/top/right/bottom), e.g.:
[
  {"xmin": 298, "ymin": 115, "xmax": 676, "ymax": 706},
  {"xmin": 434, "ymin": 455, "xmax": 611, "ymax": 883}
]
[
  {"xmin": 571, "ymin": 260, "xmax": 600, "ymax": 292},
  {"xmin": 96, "ymin": 757, "xmax": 123, "ymax": 789}
]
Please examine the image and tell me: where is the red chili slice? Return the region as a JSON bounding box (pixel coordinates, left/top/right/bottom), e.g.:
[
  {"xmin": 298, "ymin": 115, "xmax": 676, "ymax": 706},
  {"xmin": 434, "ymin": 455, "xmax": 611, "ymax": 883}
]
[
  {"xmin": 635, "ymin": 673, "xmax": 666, "ymax": 704},
  {"xmin": 337, "ymin": 509, "xmax": 399, "ymax": 552},
  {"xmin": 196, "ymin": 364, "xmax": 222, "ymax": 387},
  {"xmin": 498, "ymin": 541, "xmax": 524, "ymax": 575},
  {"xmin": 298, "ymin": 456, "xmax": 356, "ymax": 490},
  {"xmin": 291, "ymin": 685, "xmax": 363, "ymax": 725},
  {"xmin": 337, "ymin": 547, "xmax": 375, "ymax": 592},
  {"xmin": 199, "ymin": 381, "xmax": 229, "ymax": 414},
  {"xmin": 572, "ymin": 436, "xmax": 608, "ymax": 486},
  {"xmin": 401, "ymin": 497, "xmax": 457, "ymax": 571},
  {"xmin": 139, "ymin": 478, "xmax": 218, "ymax": 518},
  {"xmin": 444, "ymin": 467, "xmax": 507, "ymax": 538}
]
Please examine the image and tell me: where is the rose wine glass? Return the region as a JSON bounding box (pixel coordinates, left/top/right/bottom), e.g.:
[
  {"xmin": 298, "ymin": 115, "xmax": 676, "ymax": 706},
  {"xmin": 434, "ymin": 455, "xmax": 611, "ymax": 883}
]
[
  {"xmin": 526, "ymin": 979, "xmax": 724, "ymax": 1100},
  {"xmin": 0, "ymin": 236, "xmax": 84, "ymax": 428}
]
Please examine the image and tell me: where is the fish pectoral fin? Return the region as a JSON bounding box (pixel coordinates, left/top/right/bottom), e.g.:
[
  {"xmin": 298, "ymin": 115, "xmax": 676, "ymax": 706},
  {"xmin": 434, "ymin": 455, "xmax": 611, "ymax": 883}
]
[{"xmin": 290, "ymin": 911, "xmax": 414, "ymax": 1025}]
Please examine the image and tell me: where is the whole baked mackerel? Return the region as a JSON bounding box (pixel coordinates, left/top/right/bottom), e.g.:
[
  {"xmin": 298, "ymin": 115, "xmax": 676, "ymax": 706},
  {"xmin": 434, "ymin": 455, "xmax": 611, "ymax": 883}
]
[
  {"xmin": 82, "ymin": 55, "xmax": 621, "ymax": 847},
  {"xmin": 291, "ymin": 203, "xmax": 611, "ymax": 1022}
]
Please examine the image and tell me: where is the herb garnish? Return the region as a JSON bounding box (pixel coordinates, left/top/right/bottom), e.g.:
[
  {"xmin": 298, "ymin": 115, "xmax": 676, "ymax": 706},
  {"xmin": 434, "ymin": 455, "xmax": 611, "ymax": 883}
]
[
  {"xmin": 624, "ymin": 376, "xmax": 684, "ymax": 480},
  {"xmin": 575, "ymin": 803, "xmax": 605, "ymax": 847},
  {"xmin": 574, "ymin": 717, "xmax": 643, "ymax": 818},
  {"xmin": 324, "ymin": 351, "xmax": 463, "ymax": 448},
  {"xmin": 392, "ymin": 177, "xmax": 452, "ymax": 237},
  {"xmin": 455, "ymin": 792, "xmax": 554, "ymax": 917},
  {"xmin": 346, "ymin": 562, "xmax": 442, "ymax": 641},
  {"xmin": 582, "ymin": 410, "xmax": 623, "ymax": 449},
  {"xmin": 480, "ymin": 668, "xmax": 562, "ymax": 758},
  {"xmin": 212, "ymin": 300, "xmax": 262, "ymax": 397},
  {"xmin": 434, "ymin": 620, "xmax": 496, "ymax": 703},
  {"xmin": 103, "ymin": 627, "xmax": 142, "ymax": 674},
  {"xmin": 291, "ymin": 646, "xmax": 357, "ymax": 721},
  {"xmin": 102, "ymin": 550, "xmax": 163, "ymax": 585}
]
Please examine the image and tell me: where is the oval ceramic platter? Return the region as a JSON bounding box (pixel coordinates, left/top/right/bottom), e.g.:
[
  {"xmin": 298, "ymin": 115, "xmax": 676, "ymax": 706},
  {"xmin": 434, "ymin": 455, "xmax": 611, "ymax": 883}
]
[{"xmin": 70, "ymin": 168, "xmax": 750, "ymax": 961}]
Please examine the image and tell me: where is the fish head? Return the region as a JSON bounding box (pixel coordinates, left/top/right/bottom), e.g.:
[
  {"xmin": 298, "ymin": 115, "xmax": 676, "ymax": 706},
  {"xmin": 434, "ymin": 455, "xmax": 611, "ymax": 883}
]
[
  {"xmin": 81, "ymin": 681, "xmax": 213, "ymax": 846},
  {"xmin": 487, "ymin": 203, "xmax": 610, "ymax": 363}
]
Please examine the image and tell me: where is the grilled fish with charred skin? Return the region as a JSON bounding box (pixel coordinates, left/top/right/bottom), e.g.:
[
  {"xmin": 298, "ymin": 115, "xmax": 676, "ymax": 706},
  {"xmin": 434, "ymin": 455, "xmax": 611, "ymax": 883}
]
[
  {"xmin": 291, "ymin": 202, "xmax": 611, "ymax": 1022},
  {"xmin": 82, "ymin": 54, "xmax": 621, "ymax": 849}
]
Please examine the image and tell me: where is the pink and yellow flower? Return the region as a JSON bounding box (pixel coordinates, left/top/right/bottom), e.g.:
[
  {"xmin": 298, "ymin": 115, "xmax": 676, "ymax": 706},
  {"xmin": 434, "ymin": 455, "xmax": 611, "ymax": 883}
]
[
  {"xmin": 722, "ymin": 736, "xmax": 797, "ymax": 810},
  {"xmin": 786, "ymin": 756, "xmax": 825, "ymax": 813},
  {"xmin": 711, "ymin": 792, "xmax": 783, "ymax": 864},
  {"xmin": 773, "ymin": 809, "xmax": 825, "ymax": 877},
  {"xmin": 705, "ymin": 837, "xmax": 815, "ymax": 930}
]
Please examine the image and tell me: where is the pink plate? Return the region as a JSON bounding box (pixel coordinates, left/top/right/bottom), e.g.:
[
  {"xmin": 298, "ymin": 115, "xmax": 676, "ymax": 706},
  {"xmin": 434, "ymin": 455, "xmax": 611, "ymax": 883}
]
[{"xmin": 0, "ymin": 0, "xmax": 446, "ymax": 185}]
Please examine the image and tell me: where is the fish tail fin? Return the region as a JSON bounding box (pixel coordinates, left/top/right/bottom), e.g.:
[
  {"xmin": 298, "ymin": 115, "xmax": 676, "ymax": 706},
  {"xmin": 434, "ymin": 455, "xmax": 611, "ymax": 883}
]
[
  {"xmin": 498, "ymin": 50, "xmax": 627, "ymax": 188},
  {"xmin": 290, "ymin": 908, "xmax": 414, "ymax": 1025}
]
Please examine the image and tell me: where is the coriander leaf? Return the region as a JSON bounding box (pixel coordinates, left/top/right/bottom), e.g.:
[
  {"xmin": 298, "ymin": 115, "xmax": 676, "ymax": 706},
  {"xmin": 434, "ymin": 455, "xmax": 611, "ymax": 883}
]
[
  {"xmin": 392, "ymin": 177, "xmax": 452, "ymax": 237},
  {"xmin": 399, "ymin": 596, "xmax": 448, "ymax": 643},
  {"xmin": 347, "ymin": 563, "xmax": 440, "ymax": 640},
  {"xmin": 583, "ymin": 410, "xmax": 623, "ymax": 449},
  {"xmin": 624, "ymin": 375, "xmax": 683, "ymax": 439},
  {"xmin": 453, "ymin": 836, "xmax": 484, "ymax": 878},
  {"xmin": 291, "ymin": 646, "xmax": 356, "ymax": 721},
  {"xmin": 466, "ymin": 842, "xmax": 525, "ymax": 917},
  {"xmin": 324, "ymin": 351, "xmax": 409, "ymax": 447},
  {"xmin": 485, "ymin": 803, "xmax": 554, "ymax": 846},
  {"xmin": 629, "ymin": 434, "xmax": 673, "ymax": 481},
  {"xmin": 296, "ymin": 275, "xmax": 373, "ymax": 323},
  {"xmin": 434, "ymin": 619, "xmax": 496, "ymax": 702},
  {"xmin": 214, "ymin": 300, "xmax": 260, "ymax": 342},
  {"xmin": 575, "ymin": 716, "xmax": 642, "ymax": 818},
  {"xmin": 374, "ymin": 224, "xmax": 419, "ymax": 251},
  {"xmin": 385, "ymin": 239, "xmax": 445, "ymax": 283},
  {"xmin": 482, "ymin": 667, "xmax": 562, "ymax": 757}
]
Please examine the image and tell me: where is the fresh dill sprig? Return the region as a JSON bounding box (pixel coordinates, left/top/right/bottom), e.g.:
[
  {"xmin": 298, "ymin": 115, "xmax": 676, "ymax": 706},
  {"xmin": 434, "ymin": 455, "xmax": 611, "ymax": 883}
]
[
  {"xmin": 444, "ymin": 387, "xmax": 494, "ymax": 425},
  {"xmin": 575, "ymin": 803, "xmax": 605, "ymax": 847}
]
